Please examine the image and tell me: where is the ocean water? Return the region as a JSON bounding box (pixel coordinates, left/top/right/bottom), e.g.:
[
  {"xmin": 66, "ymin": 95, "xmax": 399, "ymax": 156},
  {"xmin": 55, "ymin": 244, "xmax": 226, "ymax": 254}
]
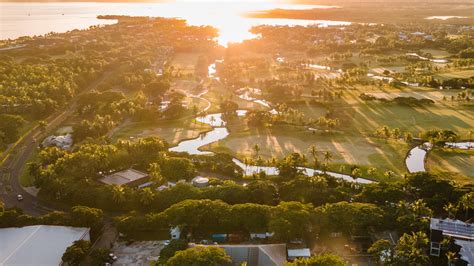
[{"xmin": 0, "ymin": 2, "xmax": 350, "ymax": 45}]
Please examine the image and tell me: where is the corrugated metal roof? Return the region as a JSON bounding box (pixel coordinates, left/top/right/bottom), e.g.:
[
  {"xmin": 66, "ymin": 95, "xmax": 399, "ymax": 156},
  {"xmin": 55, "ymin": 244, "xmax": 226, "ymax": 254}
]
[{"xmin": 0, "ymin": 225, "xmax": 90, "ymax": 265}]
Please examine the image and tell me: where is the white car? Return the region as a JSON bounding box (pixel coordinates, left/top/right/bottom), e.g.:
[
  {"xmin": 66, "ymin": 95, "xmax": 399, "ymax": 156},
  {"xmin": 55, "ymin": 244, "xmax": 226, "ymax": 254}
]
[
  {"xmin": 163, "ymin": 240, "xmax": 171, "ymax": 246},
  {"xmin": 17, "ymin": 194, "xmax": 23, "ymax": 201},
  {"xmin": 109, "ymin": 253, "xmax": 118, "ymax": 261}
]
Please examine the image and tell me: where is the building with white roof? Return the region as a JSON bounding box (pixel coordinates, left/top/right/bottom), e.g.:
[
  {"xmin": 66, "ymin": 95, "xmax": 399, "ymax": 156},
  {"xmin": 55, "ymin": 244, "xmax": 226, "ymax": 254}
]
[
  {"xmin": 42, "ymin": 134, "xmax": 73, "ymax": 150},
  {"xmin": 99, "ymin": 169, "xmax": 149, "ymax": 187},
  {"xmin": 287, "ymin": 248, "xmax": 311, "ymax": 261},
  {"xmin": 192, "ymin": 176, "xmax": 209, "ymax": 188},
  {"xmin": 0, "ymin": 225, "xmax": 90, "ymax": 265}
]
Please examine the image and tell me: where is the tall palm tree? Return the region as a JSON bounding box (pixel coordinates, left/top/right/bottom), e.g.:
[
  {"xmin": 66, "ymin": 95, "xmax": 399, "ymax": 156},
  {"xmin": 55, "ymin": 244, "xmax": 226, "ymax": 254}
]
[
  {"xmin": 323, "ymin": 151, "xmax": 333, "ymax": 165},
  {"xmin": 446, "ymin": 251, "xmax": 457, "ymax": 266},
  {"xmin": 352, "ymin": 167, "xmax": 361, "ymax": 180},
  {"xmin": 111, "ymin": 185, "xmax": 125, "ymax": 204},
  {"xmin": 444, "ymin": 203, "xmax": 458, "ymax": 219},
  {"xmin": 308, "ymin": 145, "xmax": 319, "ymax": 169},
  {"xmin": 139, "ymin": 188, "xmax": 154, "ymax": 206},
  {"xmin": 367, "ymin": 167, "xmax": 377, "ymax": 176},
  {"xmin": 458, "ymin": 192, "xmax": 473, "ymax": 219},
  {"xmin": 384, "ymin": 170, "xmax": 395, "ymax": 180},
  {"xmin": 253, "ymin": 144, "xmax": 260, "ymax": 158}
]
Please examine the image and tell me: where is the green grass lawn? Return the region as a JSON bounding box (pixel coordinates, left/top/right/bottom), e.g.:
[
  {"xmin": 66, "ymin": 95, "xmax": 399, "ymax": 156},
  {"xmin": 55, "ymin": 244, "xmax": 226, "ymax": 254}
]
[
  {"xmin": 208, "ymin": 120, "xmax": 409, "ymax": 176},
  {"xmin": 435, "ymin": 69, "xmax": 474, "ymax": 80},
  {"xmin": 19, "ymin": 148, "xmax": 39, "ymax": 187},
  {"xmin": 426, "ymin": 148, "xmax": 474, "ymax": 185},
  {"xmin": 337, "ymin": 101, "xmax": 474, "ymax": 136}
]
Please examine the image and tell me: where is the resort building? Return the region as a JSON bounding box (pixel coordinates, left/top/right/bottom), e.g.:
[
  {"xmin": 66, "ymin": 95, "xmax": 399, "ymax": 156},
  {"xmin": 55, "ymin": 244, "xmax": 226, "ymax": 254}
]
[{"xmin": 99, "ymin": 169, "xmax": 149, "ymax": 187}]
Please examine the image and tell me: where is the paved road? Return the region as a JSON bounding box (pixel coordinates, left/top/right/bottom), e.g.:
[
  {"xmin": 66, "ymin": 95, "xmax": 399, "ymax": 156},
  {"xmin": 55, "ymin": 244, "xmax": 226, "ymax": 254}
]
[{"xmin": 0, "ymin": 71, "xmax": 113, "ymax": 216}]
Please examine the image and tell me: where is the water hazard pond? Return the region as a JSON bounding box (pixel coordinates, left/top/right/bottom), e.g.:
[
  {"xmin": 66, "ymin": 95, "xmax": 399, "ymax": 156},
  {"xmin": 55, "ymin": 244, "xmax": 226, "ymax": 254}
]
[{"xmin": 169, "ymin": 110, "xmax": 373, "ymax": 184}]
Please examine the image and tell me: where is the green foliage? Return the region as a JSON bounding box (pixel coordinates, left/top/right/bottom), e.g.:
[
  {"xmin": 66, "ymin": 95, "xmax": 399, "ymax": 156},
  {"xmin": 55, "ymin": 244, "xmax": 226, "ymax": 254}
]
[
  {"xmin": 269, "ymin": 201, "xmax": 315, "ymax": 242},
  {"xmin": 90, "ymin": 248, "xmax": 112, "ymax": 266},
  {"xmin": 368, "ymin": 239, "xmax": 393, "ymax": 265},
  {"xmin": 315, "ymin": 201, "xmax": 385, "ymax": 235},
  {"xmin": 156, "ymin": 239, "xmax": 189, "ymax": 265},
  {"xmin": 220, "ymin": 100, "xmax": 239, "ymax": 118},
  {"xmin": 160, "ymin": 157, "xmax": 196, "ymax": 181},
  {"xmin": 286, "ymin": 253, "xmax": 346, "ymax": 266},
  {"xmin": 61, "ymin": 240, "xmax": 91, "ymax": 266},
  {"xmin": 71, "ymin": 205, "xmax": 103, "ymax": 229},
  {"xmin": 0, "ymin": 114, "xmax": 25, "ymax": 147},
  {"xmin": 393, "ymin": 232, "xmax": 430, "ymax": 265},
  {"xmin": 73, "ymin": 114, "xmax": 116, "ymax": 141},
  {"xmin": 166, "ymin": 246, "xmax": 231, "ymax": 266}
]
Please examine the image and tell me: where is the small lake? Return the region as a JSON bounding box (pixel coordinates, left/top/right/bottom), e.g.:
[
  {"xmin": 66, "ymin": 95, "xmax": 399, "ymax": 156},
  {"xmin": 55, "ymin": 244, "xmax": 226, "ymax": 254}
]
[
  {"xmin": 405, "ymin": 142, "xmax": 473, "ymax": 173},
  {"xmin": 169, "ymin": 78, "xmax": 373, "ymax": 184}
]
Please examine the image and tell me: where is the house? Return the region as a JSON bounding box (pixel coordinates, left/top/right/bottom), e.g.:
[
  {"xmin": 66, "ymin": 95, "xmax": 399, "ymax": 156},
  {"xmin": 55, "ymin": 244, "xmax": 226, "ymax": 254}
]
[
  {"xmin": 250, "ymin": 232, "xmax": 274, "ymax": 240},
  {"xmin": 430, "ymin": 218, "xmax": 473, "ymax": 265},
  {"xmin": 156, "ymin": 181, "xmax": 177, "ymax": 191},
  {"xmin": 170, "ymin": 227, "xmax": 181, "ymax": 240},
  {"xmin": 287, "ymin": 248, "xmax": 311, "ymax": 261},
  {"xmin": 42, "ymin": 134, "xmax": 73, "ymax": 150},
  {"xmin": 99, "ymin": 169, "xmax": 149, "ymax": 187}
]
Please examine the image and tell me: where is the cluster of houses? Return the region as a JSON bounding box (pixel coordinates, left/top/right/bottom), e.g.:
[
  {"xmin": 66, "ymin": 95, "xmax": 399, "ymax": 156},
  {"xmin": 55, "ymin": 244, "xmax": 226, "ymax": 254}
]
[
  {"xmin": 399, "ymin": 31, "xmax": 435, "ymax": 41},
  {"xmin": 41, "ymin": 134, "xmax": 73, "ymax": 150}
]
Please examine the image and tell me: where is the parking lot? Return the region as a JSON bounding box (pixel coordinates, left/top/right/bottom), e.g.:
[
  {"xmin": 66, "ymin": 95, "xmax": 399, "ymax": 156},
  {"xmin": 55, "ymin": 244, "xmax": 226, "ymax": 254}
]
[{"xmin": 111, "ymin": 240, "xmax": 167, "ymax": 265}]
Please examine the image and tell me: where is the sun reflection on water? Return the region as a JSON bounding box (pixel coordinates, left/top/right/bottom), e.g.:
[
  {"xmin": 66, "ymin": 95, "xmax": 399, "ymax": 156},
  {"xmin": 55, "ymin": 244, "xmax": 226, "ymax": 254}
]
[{"xmin": 1, "ymin": 1, "xmax": 349, "ymax": 45}]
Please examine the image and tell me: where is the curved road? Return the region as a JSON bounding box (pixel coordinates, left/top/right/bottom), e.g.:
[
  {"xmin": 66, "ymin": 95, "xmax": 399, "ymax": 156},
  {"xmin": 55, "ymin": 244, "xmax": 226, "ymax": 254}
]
[{"xmin": 0, "ymin": 71, "xmax": 113, "ymax": 216}]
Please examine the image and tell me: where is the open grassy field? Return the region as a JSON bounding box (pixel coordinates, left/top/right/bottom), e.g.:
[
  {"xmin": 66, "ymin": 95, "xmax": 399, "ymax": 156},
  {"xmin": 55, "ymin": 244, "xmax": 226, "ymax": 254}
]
[
  {"xmin": 171, "ymin": 52, "xmax": 200, "ymax": 76},
  {"xmin": 435, "ymin": 69, "xmax": 474, "ymax": 80},
  {"xmin": 329, "ymin": 85, "xmax": 474, "ymax": 136},
  {"xmin": 111, "ymin": 117, "xmax": 211, "ymax": 146},
  {"xmin": 419, "ymin": 49, "xmax": 453, "ymax": 59},
  {"xmin": 340, "ymin": 102, "xmax": 474, "ymax": 136},
  {"xmin": 426, "ymin": 149, "xmax": 474, "ymax": 184},
  {"xmin": 19, "ymin": 149, "xmax": 39, "ymax": 187},
  {"xmin": 208, "ymin": 121, "xmax": 409, "ymax": 176}
]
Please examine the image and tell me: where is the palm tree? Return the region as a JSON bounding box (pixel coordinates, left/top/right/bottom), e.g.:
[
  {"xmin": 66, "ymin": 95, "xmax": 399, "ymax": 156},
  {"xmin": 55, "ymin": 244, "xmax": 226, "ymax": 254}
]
[
  {"xmin": 384, "ymin": 170, "xmax": 395, "ymax": 180},
  {"xmin": 139, "ymin": 188, "xmax": 154, "ymax": 206},
  {"xmin": 444, "ymin": 203, "xmax": 458, "ymax": 219},
  {"xmin": 243, "ymin": 157, "xmax": 249, "ymax": 175},
  {"xmin": 457, "ymin": 192, "xmax": 473, "ymax": 219},
  {"xmin": 367, "ymin": 167, "xmax": 377, "ymax": 176},
  {"xmin": 446, "ymin": 251, "xmax": 457, "ymax": 266},
  {"xmin": 308, "ymin": 145, "xmax": 319, "ymax": 169},
  {"xmin": 339, "ymin": 165, "xmax": 346, "ymax": 174},
  {"xmin": 111, "ymin": 185, "xmax": 125, "ymax": 204},
  {"xmin": 253, "ymin": 144, "xmax": 260, "ymax": 158},
  {"xmin": 352, "ymin": 167, "xmax": 361, "ymax": 180},
  {"xmin": 323, "ymin": 151, "xmax": 332, "ymax": 165},
  {"xmin": 210, "ymin": 115, "xmax": 216, "ymax": 127}
]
